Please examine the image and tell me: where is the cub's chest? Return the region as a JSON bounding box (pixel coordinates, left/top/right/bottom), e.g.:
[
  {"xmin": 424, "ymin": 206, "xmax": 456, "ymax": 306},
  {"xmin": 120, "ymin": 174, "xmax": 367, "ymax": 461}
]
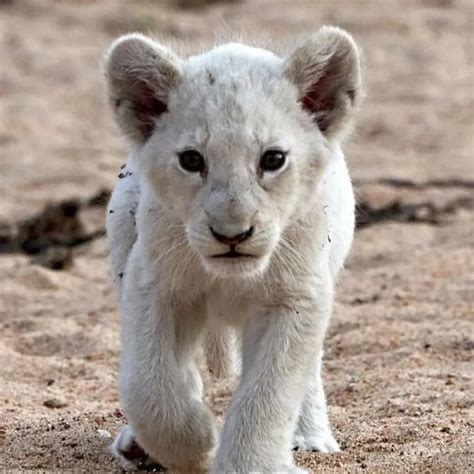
[{"xmin": 206, "ymin": 284, "xmax": 258, "ymax": 327}]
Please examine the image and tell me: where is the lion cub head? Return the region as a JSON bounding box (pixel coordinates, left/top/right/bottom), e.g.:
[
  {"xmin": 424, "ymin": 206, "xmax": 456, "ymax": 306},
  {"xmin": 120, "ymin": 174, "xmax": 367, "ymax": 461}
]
[{"xmin": 105, "ymin": 28, "xmax": 361, "ymax": 278}]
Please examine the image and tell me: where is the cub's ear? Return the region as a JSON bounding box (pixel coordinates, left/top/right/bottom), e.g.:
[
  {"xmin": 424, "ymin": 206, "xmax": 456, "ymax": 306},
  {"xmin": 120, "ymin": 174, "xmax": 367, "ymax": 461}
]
[
  {"xmin": 285, "ymin": 26, "xmax": 362, "ymax": 140},
  {"xmin": 104, "ymin": 33, "xmax": 182, "ymax": 144}
]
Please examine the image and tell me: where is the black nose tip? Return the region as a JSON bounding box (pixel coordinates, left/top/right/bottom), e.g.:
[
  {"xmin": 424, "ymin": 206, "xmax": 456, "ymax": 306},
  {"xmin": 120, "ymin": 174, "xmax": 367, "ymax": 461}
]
[{"xmin": 210, "ymin": 226, "xmax": 254, "ymax": 246}]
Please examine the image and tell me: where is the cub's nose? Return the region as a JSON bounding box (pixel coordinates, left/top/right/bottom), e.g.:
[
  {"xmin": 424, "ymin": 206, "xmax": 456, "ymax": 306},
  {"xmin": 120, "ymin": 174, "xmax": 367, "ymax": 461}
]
[{"xmin": 210, "ymin": 226, "xmax": 254, "ymax": 246}]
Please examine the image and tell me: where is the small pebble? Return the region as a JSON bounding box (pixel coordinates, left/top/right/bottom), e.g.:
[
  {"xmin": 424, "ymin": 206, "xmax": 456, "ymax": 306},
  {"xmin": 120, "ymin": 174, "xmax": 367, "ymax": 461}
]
[
  {"xmin": 97, "ymin": 429, "xmax": 112, "ymax": 439},
  {"xmin": 43, "ymin": 398, "xmax": 68, "ymax": 409}
]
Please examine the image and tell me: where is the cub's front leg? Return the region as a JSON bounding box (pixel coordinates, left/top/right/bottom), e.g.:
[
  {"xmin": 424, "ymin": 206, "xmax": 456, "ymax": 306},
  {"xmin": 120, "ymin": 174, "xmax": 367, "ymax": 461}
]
[
  {"xmin": 112, "ymin": 248, "xmax": 217, "ymax": 473},
  {"xmin": 213, "ymin": 277, "xmax": 333, "ymax": 474}
]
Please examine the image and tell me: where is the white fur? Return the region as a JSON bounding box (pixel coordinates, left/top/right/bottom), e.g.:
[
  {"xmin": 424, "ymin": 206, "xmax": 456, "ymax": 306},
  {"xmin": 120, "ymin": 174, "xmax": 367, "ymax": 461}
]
[{"xmin": 105, "ymin": 27, "xmax": 361, "ymax": 473}]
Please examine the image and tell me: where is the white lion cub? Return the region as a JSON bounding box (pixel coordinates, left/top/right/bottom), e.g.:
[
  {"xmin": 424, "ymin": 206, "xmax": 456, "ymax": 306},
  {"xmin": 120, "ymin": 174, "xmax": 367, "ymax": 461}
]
[{"xmin": 105, "ymin": 26, "xmax": 361, "ymax": 473}]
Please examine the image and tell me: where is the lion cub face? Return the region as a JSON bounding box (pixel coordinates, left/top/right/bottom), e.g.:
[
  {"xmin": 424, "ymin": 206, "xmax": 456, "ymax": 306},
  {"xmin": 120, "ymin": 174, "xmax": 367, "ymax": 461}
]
[
  {"xmin": 105, "ymin": 30, "xmax": 361, "ymax": 277},
  {"xmin": 140, "ymin": 45, "xmax": 328, "ymax": 278}
]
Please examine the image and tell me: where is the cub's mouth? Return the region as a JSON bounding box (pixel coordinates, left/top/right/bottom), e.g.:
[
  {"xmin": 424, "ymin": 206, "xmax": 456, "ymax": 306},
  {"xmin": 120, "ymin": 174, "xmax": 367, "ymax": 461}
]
[
  {"xmin": 212, "ymin": 248, "xmax": 256, "ymax": 259},
  {"xmin": 202, "ymin": 244, "xmax": 269, "ymax": 278}
]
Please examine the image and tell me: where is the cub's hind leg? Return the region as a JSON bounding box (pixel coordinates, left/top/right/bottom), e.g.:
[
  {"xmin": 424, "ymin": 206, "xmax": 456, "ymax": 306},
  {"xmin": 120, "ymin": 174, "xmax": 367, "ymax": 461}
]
[
  {"xmin": 294, "ymin": 351, "xmax": 340, "ymax": 453},
  {"xmin": 205, "ymin": 326, "xmax": 239, "ymax": 379}
]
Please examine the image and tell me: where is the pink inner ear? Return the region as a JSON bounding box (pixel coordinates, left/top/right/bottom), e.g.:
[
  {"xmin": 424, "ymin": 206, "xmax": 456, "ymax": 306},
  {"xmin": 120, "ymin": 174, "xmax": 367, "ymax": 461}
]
[
  {"xmin": 132, "ymin": 80, "xmax": 168, "ymax": 139},
  {"xmin": 300, "ymin": 74, "xmax": 334, "ymax": 132}
]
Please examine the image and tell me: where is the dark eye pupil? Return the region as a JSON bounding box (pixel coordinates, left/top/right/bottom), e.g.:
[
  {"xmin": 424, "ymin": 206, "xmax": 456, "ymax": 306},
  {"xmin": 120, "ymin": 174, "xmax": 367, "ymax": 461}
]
[
  {"xmin": 260, "ymin": 150, "xmax": 286, "ymax": 172},
  {"xmin": 179, "ymin": 150, "xmax": 205, "ymax": 173}
]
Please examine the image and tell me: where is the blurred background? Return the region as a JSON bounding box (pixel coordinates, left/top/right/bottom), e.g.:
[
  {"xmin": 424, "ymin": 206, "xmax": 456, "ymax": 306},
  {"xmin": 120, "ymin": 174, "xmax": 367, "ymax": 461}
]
[{"xmin": 0, "ymin": 0, "xmax": 473, "ymax": 471}]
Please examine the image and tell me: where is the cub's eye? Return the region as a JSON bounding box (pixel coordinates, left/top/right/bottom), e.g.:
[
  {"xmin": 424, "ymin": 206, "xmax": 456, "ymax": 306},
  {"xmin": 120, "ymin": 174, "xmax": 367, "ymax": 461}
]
[
  {"xmin": 178, "ymin": 150, "xmax": 205, "ymax": 173},
  {"xmin": 259, "ymin": 149, "xmax": 287, "ymax": 173}
]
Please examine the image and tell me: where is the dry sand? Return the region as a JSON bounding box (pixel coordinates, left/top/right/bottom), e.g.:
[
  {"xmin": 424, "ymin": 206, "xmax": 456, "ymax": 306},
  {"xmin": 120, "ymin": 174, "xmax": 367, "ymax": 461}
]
[{"xmin": 0, "ymin": 0, "xmax": 473, "ymax": 472}]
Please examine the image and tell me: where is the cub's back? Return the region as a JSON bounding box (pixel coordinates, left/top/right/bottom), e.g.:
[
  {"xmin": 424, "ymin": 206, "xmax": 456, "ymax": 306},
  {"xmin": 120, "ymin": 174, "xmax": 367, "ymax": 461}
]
[{"xmin": 106, "ymin": 161, "xmax": 140, "ymax": 292}]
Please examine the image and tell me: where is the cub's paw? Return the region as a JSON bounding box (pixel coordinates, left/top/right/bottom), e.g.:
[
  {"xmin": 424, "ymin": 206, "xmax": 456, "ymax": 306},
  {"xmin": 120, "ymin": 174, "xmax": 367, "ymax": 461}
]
[
  {"xmin": 111, "ymin": 425, "xmax": 166, "ymax": 471},
  {"xmin": 212, "ymin": 462, "xmax": 308, "ymax": 474},
  {"xmin": 293, "ymin": 428, "xmax": 340, "ymax": 454}
]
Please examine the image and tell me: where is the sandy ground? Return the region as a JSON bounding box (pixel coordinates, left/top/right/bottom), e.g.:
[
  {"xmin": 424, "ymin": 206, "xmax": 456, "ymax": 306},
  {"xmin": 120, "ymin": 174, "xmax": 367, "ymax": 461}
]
[{"xmin": 0, "ymin": 0, "xmax": 473, "ymax": 472}]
